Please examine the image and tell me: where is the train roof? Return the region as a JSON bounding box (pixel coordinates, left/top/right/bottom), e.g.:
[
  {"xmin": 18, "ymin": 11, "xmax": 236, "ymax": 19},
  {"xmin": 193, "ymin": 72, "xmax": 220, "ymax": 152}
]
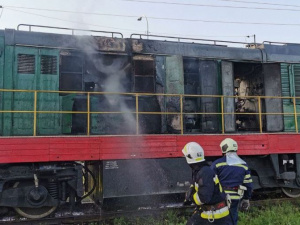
[{"xmin": 2, "ymin": 24, "xmax": 300, "ymax": 64}]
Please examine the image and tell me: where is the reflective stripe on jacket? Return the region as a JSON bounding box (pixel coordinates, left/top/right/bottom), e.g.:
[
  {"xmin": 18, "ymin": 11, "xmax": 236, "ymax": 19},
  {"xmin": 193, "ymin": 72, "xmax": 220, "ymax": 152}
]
[
  {"xmin": 191, "ymin": 163, "xmax": 230, "ymax": 220},
  {"xmin": 211, "ymin": 156, "xmax": 253, "ymax": 200}
]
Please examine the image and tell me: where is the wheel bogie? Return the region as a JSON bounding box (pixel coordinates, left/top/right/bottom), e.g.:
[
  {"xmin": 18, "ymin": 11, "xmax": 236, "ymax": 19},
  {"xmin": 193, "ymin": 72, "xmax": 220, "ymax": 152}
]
[{"xmin": 0, "ymin": 163, "xmax": 83, "ymax": 219}]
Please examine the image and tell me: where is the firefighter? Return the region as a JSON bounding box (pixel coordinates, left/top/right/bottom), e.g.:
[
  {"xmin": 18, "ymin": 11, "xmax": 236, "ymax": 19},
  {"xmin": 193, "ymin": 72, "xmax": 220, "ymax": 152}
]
[
  {"xmin": 182, "ymin": 142, "xmax": 233, "ymax": 225},
  {"xmin": 211, "ymin": 138, "xmax": 253, "ymax": 225}
]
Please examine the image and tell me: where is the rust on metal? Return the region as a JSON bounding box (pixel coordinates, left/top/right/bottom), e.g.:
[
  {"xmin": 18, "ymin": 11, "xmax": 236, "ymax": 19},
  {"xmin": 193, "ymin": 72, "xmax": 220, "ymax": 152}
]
[
  {"xmin": 132, "ymin": 40, "xmax": 143, "ymax": 52},
  {"xmin": 95, "ymin": 37, "xmax": 126, "ymax": 51}
]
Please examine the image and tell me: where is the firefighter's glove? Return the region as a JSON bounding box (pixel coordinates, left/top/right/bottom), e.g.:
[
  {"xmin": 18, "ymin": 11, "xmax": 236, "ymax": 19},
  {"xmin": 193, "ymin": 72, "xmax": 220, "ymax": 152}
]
[
  {"xmin": 240, "ymin": 199, "xmax": 250, "ymax": 211},
  {"xmin": 226, "ymin": 194, "xmax": 232, "ymax": 209},
  {"xmin": 183, "ymin": 185, "xmax": 195, "ymax": 206}
]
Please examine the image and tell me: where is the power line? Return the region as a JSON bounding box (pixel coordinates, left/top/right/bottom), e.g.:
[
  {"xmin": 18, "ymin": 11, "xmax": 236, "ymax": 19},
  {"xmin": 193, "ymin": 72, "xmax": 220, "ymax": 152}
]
[
  {"xmin": 4, "ymin": 5, "xmax": 139, "ymax": 18},
  {"xmin": 5, "ymin": 6, "xmax": 300, "ymax": 27},
  {"xmin": 214, "ymin": 0, "xmax": 300, "ymax": 8},
  {"xmin": 146, "ymin": 16, "xmax": 300, "ymax": 26},
  {"xmin": 5, "ymin": 1, "xmax": 300, "ymax": 14},
  {"xmin": 4, "ymin": 8, "xmax": 141, "ymax": 32},
  {"xmin": 0, "ymin": 6, "xmax": 278, "ymax": 42},
  {"xmin": 118, "ymin": 0, "xmax": 300, "ymax": 12}
]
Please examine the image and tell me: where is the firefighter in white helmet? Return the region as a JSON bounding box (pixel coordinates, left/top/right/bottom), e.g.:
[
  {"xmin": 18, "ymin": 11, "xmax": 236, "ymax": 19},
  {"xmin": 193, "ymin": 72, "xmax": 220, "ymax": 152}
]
[
  {"xmin": 211, "ymin": 138, "xmax": 253, "ymax": 225},
  {"xmin": 182, "ymin": 142, "xmax": 233, "ymax": 225}
]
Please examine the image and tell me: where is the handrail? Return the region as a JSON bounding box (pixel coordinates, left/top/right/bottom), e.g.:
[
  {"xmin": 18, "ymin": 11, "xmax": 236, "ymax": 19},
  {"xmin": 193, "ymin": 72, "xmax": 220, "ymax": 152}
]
[
  {"xmin": 130, "ymin": 33, "xmax": 251, "ymax": 46},
  {"xmin": 0, "ymin": 88, "xmax": 299, "ymax": 136},
  {"xmin": 263, "ymin": 41, "xmax": 300, "ymax": 46},
  {"xmin": 17, "ymin": 24, "xmax": 124, "ymax": 38}
]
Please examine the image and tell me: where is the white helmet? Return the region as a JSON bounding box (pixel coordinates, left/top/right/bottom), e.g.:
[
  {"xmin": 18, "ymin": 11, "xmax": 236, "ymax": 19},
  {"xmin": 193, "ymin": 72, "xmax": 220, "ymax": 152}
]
[
  {"xmin": 220, "ymin": 138, "xmax": 238, "ymax": 153},
  {"xmin": 182, "ymin": 142, "xmax": 205, "ymax": 164}
]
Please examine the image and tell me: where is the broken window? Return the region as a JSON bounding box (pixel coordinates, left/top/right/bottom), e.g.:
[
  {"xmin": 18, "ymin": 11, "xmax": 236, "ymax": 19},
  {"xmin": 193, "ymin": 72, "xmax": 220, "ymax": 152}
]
[
  {"xmin": 133, "ymin": 56, "xmax": 155, "ymax": 93},
  {"xmin": 234, "ymin": 62, "xmax": 263, "ymax": 131},
  {"xmin": 84, "ymin": 54, "xmax": 131, "ymax": 92},
  {"xmin": 17, "ymin": 54, "xmax": 35, "ymax": 74},
  {"xmin": 183, "ymin": 58, "xmax": 200, "ymax": 132}
]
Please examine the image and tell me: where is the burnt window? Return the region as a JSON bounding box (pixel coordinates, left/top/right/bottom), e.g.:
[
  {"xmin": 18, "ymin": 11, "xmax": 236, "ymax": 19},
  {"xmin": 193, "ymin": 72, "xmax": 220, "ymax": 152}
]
[
  {"xmin": 59, "ymin": 54, "xmax": 83, "ymax": 91},
  {"xmin": 18, "ymin": 54, "xmax": 35, "ymax": 74},
  {"xmin": 133, "ymin": 57, "xmax": 155, "ymax": 93},
  {"xmin": 41, "ymin": 55, "xmax": 57, "ymax": 75},
  {"xmin": 183, "ymin": 58, "xmax": 200, "ymax": 94}
]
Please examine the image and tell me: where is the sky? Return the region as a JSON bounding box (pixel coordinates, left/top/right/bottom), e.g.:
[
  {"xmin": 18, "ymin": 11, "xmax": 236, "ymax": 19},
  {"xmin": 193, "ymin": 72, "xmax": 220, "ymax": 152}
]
[{"xmin": 0, "ymin": 0, "xmax": 299, "ymax": 45}]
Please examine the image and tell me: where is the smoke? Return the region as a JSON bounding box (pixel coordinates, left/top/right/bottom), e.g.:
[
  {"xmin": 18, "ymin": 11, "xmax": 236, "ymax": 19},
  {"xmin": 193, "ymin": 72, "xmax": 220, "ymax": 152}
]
[
  {"xmin": 75, "ymin": 36, "xmax": 141, "ymax": 134},
  {"xmin": 93, "ymin": 56, "xmax": 140, "ymax": 134}
]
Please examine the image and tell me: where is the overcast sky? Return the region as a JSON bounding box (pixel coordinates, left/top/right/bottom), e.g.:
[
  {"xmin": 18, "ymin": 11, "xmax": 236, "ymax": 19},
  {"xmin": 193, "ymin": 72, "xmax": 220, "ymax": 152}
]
[{"xmin": 0, "ymin": 0, "xmax": 299, "ymax": 45}]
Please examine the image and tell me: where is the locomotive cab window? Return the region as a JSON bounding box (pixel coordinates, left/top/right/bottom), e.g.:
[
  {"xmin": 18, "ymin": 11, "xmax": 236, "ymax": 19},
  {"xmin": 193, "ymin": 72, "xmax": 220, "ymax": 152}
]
[
  {"xmin": 133, "ymin": 56, "xmax": 155, "ymax": 93},
  {"xmin": 84, "ymin": 54, "xmax": 131, "ymax": 92},
  {"xmin": 59, "ymin": 53, "xmax": 83, "ymax": 92}
]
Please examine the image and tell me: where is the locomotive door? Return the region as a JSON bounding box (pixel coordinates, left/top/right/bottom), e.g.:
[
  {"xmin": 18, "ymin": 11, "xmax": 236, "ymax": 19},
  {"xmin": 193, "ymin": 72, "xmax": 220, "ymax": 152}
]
[
  {"xmin": 13, "ymin": 47, "xmax": 60, "ymax": 135},
  {"xmin": 13, "ymin": 47, "xmax": 38, "ymax": 135},
  {"xmin": 165, "ymin": 55, "xmax": 184, "ymax": 133},
  {"xmin": 199, "ymin": 60, "xmax": 219, "ymax": 133},
  {"xmin": 221, "ymin": 61, "xmax": 236, "ymax": 132},
  {"xmin": 37, "ymin": 49, "xmax": 60, "ymax": 135},
  {"xmin": 263, "ymin": 63, "xmax": 284, "ymax": 132}
]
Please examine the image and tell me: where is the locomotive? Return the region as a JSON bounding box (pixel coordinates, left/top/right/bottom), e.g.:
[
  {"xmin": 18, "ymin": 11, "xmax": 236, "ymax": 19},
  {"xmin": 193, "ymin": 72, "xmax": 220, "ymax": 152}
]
[{"xmin": 0, "ymin": 24, "xmax": 300, "ymax": 219}]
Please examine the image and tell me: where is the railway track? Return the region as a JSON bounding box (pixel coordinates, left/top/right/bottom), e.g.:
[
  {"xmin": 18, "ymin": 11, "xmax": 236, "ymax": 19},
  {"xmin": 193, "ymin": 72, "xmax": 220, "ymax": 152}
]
[{"xmin": 1, "ymin": 197, "xmax": 299, "ymax": 225}]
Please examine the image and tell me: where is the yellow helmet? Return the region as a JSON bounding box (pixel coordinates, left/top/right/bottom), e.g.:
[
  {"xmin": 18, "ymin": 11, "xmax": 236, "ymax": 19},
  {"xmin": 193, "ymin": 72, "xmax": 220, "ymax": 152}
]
[
  {"xmin": 220, "ymin": 138, "xmax": 238, "ymax": 153},
  {"xmin": 182, "ymin": 142, "xmax": 205, "ymax": 164}
]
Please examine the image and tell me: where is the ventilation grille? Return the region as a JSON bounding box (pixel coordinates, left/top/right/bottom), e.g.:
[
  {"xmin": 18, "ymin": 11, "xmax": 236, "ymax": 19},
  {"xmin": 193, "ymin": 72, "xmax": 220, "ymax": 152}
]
[
  {"xmin": 17, "ymin": 54, "xmax": 35, "ymax": 74},
  {"xmin": 41, "ymin": 55, "xmax": 57, "ymax": 75}
]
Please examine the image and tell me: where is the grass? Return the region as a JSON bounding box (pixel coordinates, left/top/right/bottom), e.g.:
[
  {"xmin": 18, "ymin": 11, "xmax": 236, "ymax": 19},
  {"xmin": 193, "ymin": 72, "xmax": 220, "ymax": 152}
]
[
  {"xmin": 99, "ymin": 201, "xmax": 300, "ymax": 225},
  {"xmin": 239, "ymin": 201, "xmax": 300, "ymax": 225}
]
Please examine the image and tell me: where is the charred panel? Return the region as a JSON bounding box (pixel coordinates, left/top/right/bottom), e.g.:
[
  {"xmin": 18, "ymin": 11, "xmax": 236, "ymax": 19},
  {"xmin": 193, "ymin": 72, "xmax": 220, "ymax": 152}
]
[
  {"xmin": 263, "ymin": 63, "xmax": 284, "ymax": 132},
  {"xmin": 165, "ymin": 56, "xmax": 184, "ymax": 133},
  {"xmin": 94, "ymin": 37, "xmax": 126, "ymax": 52},
  {"xmin": 221, "ymin": 61, "xmax": 236, "ymax": 132},
  {"xmin": 132, "ymin": 39, "xmax": 263, "ymax": 62},
  {"xmin": 90, "ymin": 95, "xmax": 161, "ymax": 135},
  {"xmin": 199, "ymin": 60, "xmax": 220, "ymax": 133},
  {"xmin": 102, "ymin": 158, "xmax": 190, "ymax": 198}
]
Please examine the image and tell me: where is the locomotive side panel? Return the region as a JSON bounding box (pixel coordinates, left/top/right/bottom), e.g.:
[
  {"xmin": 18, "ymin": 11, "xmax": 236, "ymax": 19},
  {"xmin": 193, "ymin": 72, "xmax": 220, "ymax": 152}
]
[
  {"xmin": 281, "ymin": 63, "xmax": 300, "ymax": 132},
  {"xmin": 0, "ymin": 37, "xmax": 4, "ymax": 136}
]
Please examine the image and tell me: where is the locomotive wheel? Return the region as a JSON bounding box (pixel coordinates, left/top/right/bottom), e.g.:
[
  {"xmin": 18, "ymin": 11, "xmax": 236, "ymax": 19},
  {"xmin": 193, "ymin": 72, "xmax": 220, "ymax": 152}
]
[
  {"xmin": 13, "ymin": 182, "xmax": 57, "ymax": 219},
  {"xmin": 282, "ymin": 187, "xmax": 300, "ymax": 198},
  {"xmin": 15, "ymin": 206, "xmax": 57, "ymax": 219}
]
